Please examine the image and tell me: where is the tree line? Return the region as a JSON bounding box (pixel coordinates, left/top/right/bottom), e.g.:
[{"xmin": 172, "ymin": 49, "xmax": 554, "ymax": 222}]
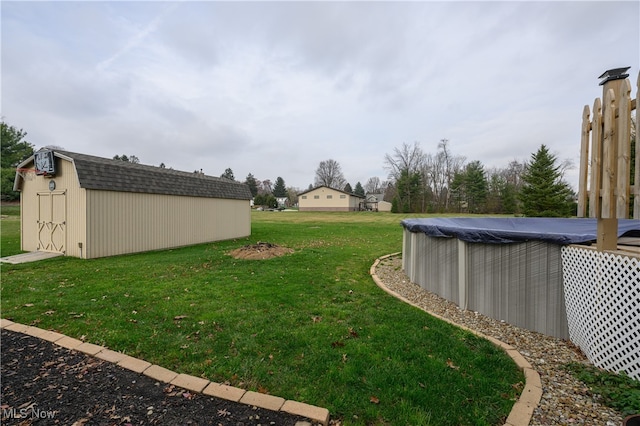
[
  {"xmin": 383, "ymin": 140, "xmax": 576, "ymax": 216},
  {"xmin": 5, "ymin": 118, "xmax": 623, "ymax": 217}
]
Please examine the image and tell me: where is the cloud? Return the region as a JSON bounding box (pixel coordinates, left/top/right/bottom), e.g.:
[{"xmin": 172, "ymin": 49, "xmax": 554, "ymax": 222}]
[
  {"xmin": 1, "ymin": 1, "xmax": 638, "ymax": 191},
  {"xmin": 97, "ymin": 2, "xmax": 182, "ymax": 72}
]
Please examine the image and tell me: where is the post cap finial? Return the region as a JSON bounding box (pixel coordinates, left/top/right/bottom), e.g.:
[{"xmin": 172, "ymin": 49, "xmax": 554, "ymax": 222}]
[{"xmin": 598, "ymin": 67, "xmax": 631, "ymax": 85}]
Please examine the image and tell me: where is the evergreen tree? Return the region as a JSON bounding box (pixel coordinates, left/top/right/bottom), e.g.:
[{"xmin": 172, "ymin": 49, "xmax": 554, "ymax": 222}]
[
  {"xmin": 449, "ymin": 161, "xmax": 487, "ymax": 213},
  {"xmin": 449, "ymin": 171, "xmax": 466, "ymax": 212},
  {"xmin": 1, "ymin": 121, "xmax": 35, "ymax": 201},
  {"xmin": 391, "ymin": 197, "xmax": 399, "ymax": 213},
  {"xmin": 395, "ymin": 169, "xmax": 422, "ymax": 212},
  {"xmin": 221, "ymin": 168, "xmax": 235, "ymax": 181},
  {"xmin": 273, "ymin": 177, "xmax": 287, "ymax": 197},
  {"xmin": 485, "ymin": 174, "xmax": 505, "ymax": 213},
  {"xmin": 354, "ymin": 182, "xmax": 365, "ymax": 197},
  {"xmin": 519, "ymin": 145, "xmax": 575, "ymax": 217},
  {"xmin": 501, "ymin": 182, "xmax": 518, "ymax": 214},
  {"xmin": 343, "ymin": 183, "xmax": 353, "ymax": 193},
  {"xmin": 464, "ymin": 161, "xmax": 488, "ymax": 213},
  {"xmin": 265, "ymin": 194, "xmax": 278, "ymax": 209},
  {"xmin": 2, "ymin": 122, "xmax": 33, "ymax": 168},
  {"xmin": 244, "ymin": 173, "xmax": 259, "ymax": 197}
]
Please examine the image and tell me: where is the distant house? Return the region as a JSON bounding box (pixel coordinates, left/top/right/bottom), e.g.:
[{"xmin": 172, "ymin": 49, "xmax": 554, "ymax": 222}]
[
  {"xmin": 298, "ymin": 186, "xmax": 365, "ymax": 212},
  {"xmin": 14, "ymin": 149, "xmax": 252, "ymax": 259},
  {"xmin": 363, "ymin": 194, "xmax": 392, "ymax": 212},
  {"xmin": 275, "ymin": 196, "xmax": 288, "ymax": 208}
]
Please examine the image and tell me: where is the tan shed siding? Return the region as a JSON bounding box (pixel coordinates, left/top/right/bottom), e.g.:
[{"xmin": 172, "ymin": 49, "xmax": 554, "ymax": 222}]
[
  {"xmin": 20, "ymin": 180, "xmax": 38, "ymax": 252},
  {"xmin": 86, "ymin": 191, "xmax": 250, "ymax": 258},
  {"xmin": 298, "ymin": 187, "xmax": 362, "ymax": 211},
  {"xmin": 378, "ymin": 201, "xmax": 392, "ymax": 212},
  {"xmin": 349, "ymin": 195, "xmax": 360, "ymax": 210},
  {"xmin": 19, "ymin": 160, "xmax": 86, "ymax": 257},
  {"xmin": 298, "ymin": 206, "xmax": 352, "ymax": 212}
]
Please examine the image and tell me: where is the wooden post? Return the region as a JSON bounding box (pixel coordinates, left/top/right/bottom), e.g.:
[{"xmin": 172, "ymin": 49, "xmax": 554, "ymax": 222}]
[
  {"xmin": 616, "ymin": 78, "xmax": 632, "ymax": 218},
  {"xmin": 580, "ymin": 69, "xmax": 637, "ymax": 246},
  {"xmin": 601, "ymin": 87, "xmax": 617, "ymax": 219},
  {"xmin": 589, "ymin": 98, "xmax": 603, "ymax": 218},
  {"xmin": 598, "ymin": 87, "xmax": 618, "ymax": 251},
  {"xmin": 597, "ymin": 70, "xmax": 630, "ymax": 250},
  {"xmin": 635, "ymin": 72, "xmax": 640, "ymax": 219},
  {"xmin": 577, "ymin": 105, "xmax": 590, "ymax": 217}
]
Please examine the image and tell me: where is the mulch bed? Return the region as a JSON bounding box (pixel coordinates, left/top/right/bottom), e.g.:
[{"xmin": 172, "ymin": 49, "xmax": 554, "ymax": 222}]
[{"xmin": 1, "ymin": 329, "xmax": 309, "ymax": 425}]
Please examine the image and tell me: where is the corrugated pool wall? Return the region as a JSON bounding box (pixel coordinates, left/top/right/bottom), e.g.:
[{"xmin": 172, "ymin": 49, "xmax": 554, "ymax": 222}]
[{"xmin": 402, "ymin": 229, "xmax": 570, "ymax": 339}]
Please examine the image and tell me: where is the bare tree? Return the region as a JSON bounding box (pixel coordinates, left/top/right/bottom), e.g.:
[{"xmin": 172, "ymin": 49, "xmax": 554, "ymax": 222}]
[
  {"xmin": 383, "ymin": 142, "xmax": 425, "ymax": 180},
  {"xmin": 286, "ymin": 186, "xmax": 301, "ymax": 207},
  {"xmin": 314, "ymin": 159, "xmax": 346, "ymax": 189},
  {"xmin": 433, "ymin": 139, "xmax": 465, "ymax": 211},
  {"xmin": 261, "ymin": 179, "xmax": 272, "ymax": 194},
  {"xmin": 558, "ymin": 158, "xmax": 575, "ymax": 181},
  {"xmin": 364, "ymin": 177, "xmax": 382, "ymax": 194},
  {"xmin": 503, "ymin": 159, "xmax": 525, "ymax": 189}
]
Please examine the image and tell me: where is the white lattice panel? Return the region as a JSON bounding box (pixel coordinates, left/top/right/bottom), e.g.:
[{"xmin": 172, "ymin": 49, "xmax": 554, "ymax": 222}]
[{"xmin": 562, "ymin": 246, "xmax": 640, "ymax": 380}]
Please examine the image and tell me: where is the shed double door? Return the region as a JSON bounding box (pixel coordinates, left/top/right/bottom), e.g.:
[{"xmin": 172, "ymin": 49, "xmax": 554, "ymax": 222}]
[{"xmin": 37, "ymin": 191, "xmax": 66, "ymax": 254}]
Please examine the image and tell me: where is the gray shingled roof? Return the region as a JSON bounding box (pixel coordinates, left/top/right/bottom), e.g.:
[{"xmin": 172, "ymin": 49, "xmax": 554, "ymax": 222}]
[{"xmin": 56, "ymin": 151, "xmax": 252, "ymax": 200}]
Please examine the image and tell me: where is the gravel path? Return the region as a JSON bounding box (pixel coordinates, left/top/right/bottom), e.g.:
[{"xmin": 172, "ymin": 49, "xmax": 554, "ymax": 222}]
[{"xmin": 374, "ymin": 255, "xmax": 623, "ymax": 426}]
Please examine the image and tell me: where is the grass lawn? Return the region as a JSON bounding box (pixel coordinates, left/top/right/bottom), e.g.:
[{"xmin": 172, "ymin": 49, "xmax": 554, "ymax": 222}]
[{"xmin": 1, "ymin": 210, "xmax": 523, "ymax": 425}]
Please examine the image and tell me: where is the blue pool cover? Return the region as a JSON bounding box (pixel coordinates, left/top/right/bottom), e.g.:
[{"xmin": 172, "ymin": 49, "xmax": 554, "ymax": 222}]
[{"xmin": 401, "ymin": 217, "xmax": 640, "ymax": 245}]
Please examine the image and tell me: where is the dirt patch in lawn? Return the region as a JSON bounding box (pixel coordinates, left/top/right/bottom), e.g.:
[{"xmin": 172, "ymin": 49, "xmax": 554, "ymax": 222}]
[{"xmin": 229, "ymin": 242, "xmax": 294, "ymax": 260}]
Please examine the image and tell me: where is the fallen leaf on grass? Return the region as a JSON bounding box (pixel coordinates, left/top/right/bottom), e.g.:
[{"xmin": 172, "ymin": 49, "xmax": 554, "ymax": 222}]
[
  {"xmin": 174, "ymin": 315, "xmax": 187, "ymax": 320},
  {"xmin": 370, "ymin": 396, "xmax": 380, "ymax": 404},
  {"xmin": 331, "ymin": 340, "xmax": 345, "ymax": 348},
  {"xmin": 23, "ymin": 303, "xmax": 34, "ymax": 307},
  {"xmin": 446, "ymin": 358, "xmax": 460, "ymax": 370}
]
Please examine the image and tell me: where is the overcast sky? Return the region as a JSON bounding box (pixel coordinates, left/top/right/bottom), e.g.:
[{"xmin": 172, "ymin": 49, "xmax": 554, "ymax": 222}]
[{"xmin": 2, "ymin": 1, "xmax": 638, "ymax": 191}]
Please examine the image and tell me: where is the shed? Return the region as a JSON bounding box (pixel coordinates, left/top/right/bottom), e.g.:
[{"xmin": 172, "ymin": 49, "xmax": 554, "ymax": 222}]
[
  {"xmin": 362, "ymin": 194, "xmax": 392, "ymax": 212},
  {"xmin": 14, "ymin": 150, "xmax": 252, "ymax": 259},
  {"xmin": 298, "ymin": 186, "xmax": 365, "ymax": 211}
]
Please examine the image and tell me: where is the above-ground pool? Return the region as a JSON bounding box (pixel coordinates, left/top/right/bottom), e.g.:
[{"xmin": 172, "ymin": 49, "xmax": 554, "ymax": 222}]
[{"xmin": 400, "ymin": 217, "xmax": 640, "ymax": 339}]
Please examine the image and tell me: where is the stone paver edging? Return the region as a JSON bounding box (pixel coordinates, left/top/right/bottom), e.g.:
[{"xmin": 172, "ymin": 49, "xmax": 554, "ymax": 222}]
[
  {"xmin": 0, "ymin": 318, "xmax": 330, "ymax": 426},
  {"xmin": 370, "ymin": 253, "xmax": 542, "ymax": 426}
]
